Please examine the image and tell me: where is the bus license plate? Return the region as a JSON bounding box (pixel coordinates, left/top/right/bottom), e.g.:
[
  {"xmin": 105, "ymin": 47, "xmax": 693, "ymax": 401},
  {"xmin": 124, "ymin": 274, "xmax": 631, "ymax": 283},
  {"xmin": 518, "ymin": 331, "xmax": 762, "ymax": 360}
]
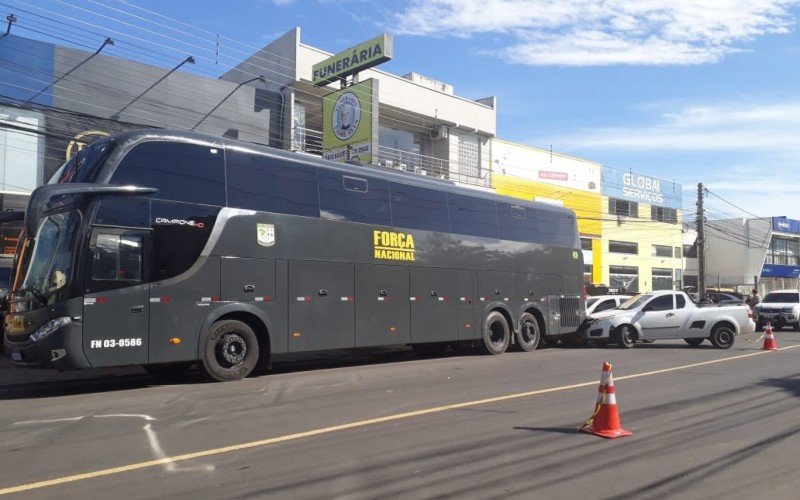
[{"xmin": 10, "ymin": 350, "xmax": 22, "ymax": 361}]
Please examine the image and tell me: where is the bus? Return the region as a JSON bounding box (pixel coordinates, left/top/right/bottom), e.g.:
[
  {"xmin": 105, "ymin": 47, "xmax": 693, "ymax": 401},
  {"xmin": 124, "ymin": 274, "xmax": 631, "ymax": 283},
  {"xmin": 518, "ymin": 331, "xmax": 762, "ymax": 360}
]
[{"xmin": 3, "ymin": 129, "xmax": 584, "ymax": 381}]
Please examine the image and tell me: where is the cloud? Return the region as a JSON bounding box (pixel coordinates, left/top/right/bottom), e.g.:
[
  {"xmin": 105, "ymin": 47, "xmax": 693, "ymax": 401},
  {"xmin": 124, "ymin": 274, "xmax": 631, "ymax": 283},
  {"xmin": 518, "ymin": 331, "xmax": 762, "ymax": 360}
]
[
  {"xmin": 544, "ymin": 99, "xmax": 800, "ymax": 218},
  {"xmin": 395, "ymin": 0, "xmax": 800, "ymax": 65},
  {"xmin": 551, "ymin": 100, "xmax": 800, "ymax": 154},
  {"xmin": 272, "ymin": 0, "xmax": 294, "ymax": 5}
]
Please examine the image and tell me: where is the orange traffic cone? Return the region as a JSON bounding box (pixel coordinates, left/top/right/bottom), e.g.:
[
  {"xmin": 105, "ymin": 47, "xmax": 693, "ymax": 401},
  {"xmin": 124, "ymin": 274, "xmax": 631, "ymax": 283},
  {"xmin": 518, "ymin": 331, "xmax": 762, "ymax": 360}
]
[
  {"xmin": 763, "ymin": 322, "xmax": 778, "ymax": 351},
  {"xmin": 580, "ymin": 362, "xmax": 632, "ymax": 439}
]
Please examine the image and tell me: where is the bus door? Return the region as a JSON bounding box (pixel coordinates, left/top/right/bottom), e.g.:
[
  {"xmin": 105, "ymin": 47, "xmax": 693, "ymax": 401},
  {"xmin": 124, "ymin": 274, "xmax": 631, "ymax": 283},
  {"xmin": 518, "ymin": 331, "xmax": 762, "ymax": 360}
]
[
  {"xmin": 83, "ymin": 228, "xmax": 150, "ymax": 367},
  {"xmin": 288, "ymin": 260, "xmax": 355, "ymax": 351}
]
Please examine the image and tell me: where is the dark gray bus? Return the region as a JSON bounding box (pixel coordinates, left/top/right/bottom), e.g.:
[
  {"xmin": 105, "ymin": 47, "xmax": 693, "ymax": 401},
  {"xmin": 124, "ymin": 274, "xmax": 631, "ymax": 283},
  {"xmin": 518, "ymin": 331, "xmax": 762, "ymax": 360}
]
[{"xmin": 3, "ymin": 130, "xmax": 584, "ymax": 381}]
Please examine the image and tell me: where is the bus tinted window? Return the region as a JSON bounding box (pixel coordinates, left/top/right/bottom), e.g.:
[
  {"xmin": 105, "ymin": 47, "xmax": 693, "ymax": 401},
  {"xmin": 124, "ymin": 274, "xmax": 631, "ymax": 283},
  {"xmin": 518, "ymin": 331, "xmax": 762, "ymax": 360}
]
[
  {"xmin": 319, "ymin": 171, "xmax": 391, "ymax": 225},
  {"xmin": 112, "ymin": 141, "xmax": 225, "ymax": 206},
  {"xmin": 226, "ymin": 150, "xmax": 320, "ymax": 217},
  {"xmin": 497, "ymin": 203, "xmax": 540, "ymax": 242},
  {"xmin": 447, "ymin": 193, "xmax": 498, "ymax": 238},
  {"xmin": 94, "ymin": 197, "xmax": 149, "ymax": 228},
  {"xmin": 151, "ymin": 200, "xmax": 220, "ymax": 281},
  {"xmin": 389, "ymin": 183, "xmax": 449, "ymax": 233}
]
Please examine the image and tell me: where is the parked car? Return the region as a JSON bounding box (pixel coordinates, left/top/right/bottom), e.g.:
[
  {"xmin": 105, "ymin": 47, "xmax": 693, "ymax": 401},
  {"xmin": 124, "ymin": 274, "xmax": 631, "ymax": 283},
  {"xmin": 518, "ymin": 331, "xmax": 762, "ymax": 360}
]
[
  {"xmin": 753, "ymin": 290, "xmax": 800, "ymax": 331},
  {"xmin": 586, "ymin": 295, "xmax": 632, "ymax": 318},
  {"xmin": 579, "ymin": 290, "xmax": 755, "ymax": 348},
  {"xmin": 706, "ymin": 291, "xmax": 746, "ymax": 305}
]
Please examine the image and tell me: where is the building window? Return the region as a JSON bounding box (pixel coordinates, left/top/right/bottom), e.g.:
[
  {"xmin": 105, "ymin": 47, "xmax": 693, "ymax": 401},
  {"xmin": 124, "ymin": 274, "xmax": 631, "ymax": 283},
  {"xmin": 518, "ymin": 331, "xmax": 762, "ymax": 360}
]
[
  {"xmin": 609, "ymin": 198, "xmax": 638, "ymax": 217},
  {"xmin": 683, "ymin": 243, "xmax": 698, "ymax": 258},
  {"xmin": 684, "ymin": 275, "xmax": 698, "ymax": 289},
  {"xmin": 652, "ymin": 268, "xmax": 674, "ymax": 291},
  {"xmin": 674, "ymin": 247, "xmax": 681, "ymax": 258},
  {"xmin": 652, "ymin": 245, "xmax": 673, "ymax": 258},
  {"xmin": 674, "ymin": 269, "xmax": 682, "ymax": 290},
  {"xmin": 651, "ymin": 206, "xmax": 677, "ymax": 223},
  {"xmin": 609, "ymin": 240, "xmax": 638, "ymax": 254},
  {"xmin": 580, "ymin": 237, "xmax": 592, "ymax": 251},
  {"xmin": 583, "ymin": 264, "xmax": 593, "ymax": 285},
  {"xmin": 609, "ymin": 265, "xmax": 639, "ymax": 293},
  {"xmin": 768, "ymin": 237, "xmax": 800, "ymax": 266},
  {"xmin": 458, "ymin": 133, "xmax": 480, "ymax": 178},
  {"xmin": 293, "ymin": 101, "xmax": 306, "ymax": 152}
]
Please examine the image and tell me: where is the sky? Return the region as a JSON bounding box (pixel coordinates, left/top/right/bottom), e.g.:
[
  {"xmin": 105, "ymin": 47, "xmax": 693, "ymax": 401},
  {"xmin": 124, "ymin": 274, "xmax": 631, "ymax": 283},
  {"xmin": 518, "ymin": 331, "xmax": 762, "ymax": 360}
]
[{"xmin": 5, "ymin": 0, "xmax": 800, "ymax": 219}]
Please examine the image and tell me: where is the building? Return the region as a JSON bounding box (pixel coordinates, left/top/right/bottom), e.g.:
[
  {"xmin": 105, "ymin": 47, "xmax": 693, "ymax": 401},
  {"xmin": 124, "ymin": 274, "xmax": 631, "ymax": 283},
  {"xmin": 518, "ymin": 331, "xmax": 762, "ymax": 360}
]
[
  {"xmin": 599, "ymin": 167, "xmax": 684, "ymax": 293},
  {"xmin": 683, "ymin": 217, "xmax": 800, "ymax": 294},
  {"xmin": 220, "ymin": 28, "xmax": 496, "ymax": 187}
]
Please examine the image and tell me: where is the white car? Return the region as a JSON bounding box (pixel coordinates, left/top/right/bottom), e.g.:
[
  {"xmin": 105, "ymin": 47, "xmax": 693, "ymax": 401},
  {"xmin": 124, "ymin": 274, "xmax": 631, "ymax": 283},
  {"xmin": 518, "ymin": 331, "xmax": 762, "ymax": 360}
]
[
  {"xmin": 586, "ymin": 295, "xmax": 632, "ymax": 318},
  {"xmin": 580, "ymin": 290, "xmax": 755, "ymax": 349},
  {"xmin": 753, "ymin": 290, "xmax": 800, "ymax": 331}
]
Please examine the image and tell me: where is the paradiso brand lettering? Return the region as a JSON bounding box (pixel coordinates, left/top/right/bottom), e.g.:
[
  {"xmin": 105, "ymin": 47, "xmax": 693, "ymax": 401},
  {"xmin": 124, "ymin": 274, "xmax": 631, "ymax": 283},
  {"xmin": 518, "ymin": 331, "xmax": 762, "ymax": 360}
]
[
  {"xmin": 154, "ymin": 218, "xmax": 205, "ymax": 229},
  {"xmin": 621, "ymin": 172, "xmax": 664, "ymax": 204},
  {"xmin": 373, "ymin": 230, "xmax": 415, "ymax": 261}
]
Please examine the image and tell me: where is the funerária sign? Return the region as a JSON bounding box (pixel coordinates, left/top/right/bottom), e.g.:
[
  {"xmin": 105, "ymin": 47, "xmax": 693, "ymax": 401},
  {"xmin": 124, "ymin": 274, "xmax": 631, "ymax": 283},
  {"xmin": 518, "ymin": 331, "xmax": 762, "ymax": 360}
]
[{"xmin": 313, "ymin": 34, "xmax": 393, "ymax": 86}]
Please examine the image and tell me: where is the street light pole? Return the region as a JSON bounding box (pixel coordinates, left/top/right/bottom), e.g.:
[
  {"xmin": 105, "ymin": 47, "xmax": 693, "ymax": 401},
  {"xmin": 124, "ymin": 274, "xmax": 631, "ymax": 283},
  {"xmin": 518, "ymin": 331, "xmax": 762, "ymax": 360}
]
[
  {"xmin": 191, "ymin": 75, "xmax": 266, "ymax": 131},
  {"xmin": 113, "ymin": 55, "xmax": 195, "ymax": 119}
]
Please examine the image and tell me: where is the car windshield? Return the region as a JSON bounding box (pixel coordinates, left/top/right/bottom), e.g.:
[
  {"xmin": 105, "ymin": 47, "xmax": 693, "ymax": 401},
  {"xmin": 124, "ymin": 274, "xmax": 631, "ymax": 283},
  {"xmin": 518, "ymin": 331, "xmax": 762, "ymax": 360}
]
[
  {"xmin": 762, "ymin": 292, "xmax": 799, "ymax": 303},
  {"xmin": 586, "ymin": 297, "xmax": 599, "ymax": 308},
  {"xmin": 17, "ymin": 211, "xmax": 81, "ymax": 304},
  {"xmin": 618, "ymin": 294, "xmax": 651, "ymax": 310}
]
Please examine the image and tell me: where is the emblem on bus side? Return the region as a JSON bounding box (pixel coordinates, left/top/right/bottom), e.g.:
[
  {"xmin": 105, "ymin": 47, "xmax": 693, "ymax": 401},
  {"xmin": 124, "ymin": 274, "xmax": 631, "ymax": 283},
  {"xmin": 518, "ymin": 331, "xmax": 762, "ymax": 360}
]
[{"xmin": 257, "ymin": 223, "xmax": 275, "ymax": 247}]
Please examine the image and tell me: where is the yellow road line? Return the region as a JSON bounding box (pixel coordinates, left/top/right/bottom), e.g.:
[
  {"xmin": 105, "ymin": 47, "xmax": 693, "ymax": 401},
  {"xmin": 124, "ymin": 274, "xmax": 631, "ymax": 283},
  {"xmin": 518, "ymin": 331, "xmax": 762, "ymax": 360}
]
[{"xmin": 2, "ymin": 344, "xmax": 798, "ymax": 496}]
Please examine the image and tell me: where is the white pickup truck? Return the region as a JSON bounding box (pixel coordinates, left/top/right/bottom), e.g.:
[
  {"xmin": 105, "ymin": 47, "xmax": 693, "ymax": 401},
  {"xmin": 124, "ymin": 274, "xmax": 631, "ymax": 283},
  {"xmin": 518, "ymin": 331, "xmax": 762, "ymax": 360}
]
[
  {"xmin": 753, "ymin": 290, "xmax": 800, "ymax": 331},
  {"xmin": 580, "ymin": 290, "xmax": 755, "ymax": 349}
]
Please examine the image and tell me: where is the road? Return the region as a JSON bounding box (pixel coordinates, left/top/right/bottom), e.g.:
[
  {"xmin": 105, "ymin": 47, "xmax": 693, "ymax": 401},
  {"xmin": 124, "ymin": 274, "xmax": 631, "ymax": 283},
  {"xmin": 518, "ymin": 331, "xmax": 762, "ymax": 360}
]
[{"xmin": 1, "ymin": 332, "xmax": 799, "ymax": 499}]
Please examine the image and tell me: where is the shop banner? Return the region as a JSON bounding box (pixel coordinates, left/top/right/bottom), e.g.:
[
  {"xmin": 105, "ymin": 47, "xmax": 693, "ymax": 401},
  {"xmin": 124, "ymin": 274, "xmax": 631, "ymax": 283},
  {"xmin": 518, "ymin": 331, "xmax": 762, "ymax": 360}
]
[
  {"xmin": 772, "ymin": 217, "xmax": 800, "ymax": 234},
  {"xmin": 761, "ymin": 263, "xmax": 800, "ymax": 279},
  {"xmin": 602, "ymin": 168, "xmax": 682, "ymax": 209},
  {"xmin": 313, "ymin": 34, "xmax": 393, "ymax": 86},
  {"xmin": 491, "ymin": 140, "xmax": 601, "ymax": 194},
  {"xmin": 322, "ymin": 79, "xmax": 379, "ymax": 164}
]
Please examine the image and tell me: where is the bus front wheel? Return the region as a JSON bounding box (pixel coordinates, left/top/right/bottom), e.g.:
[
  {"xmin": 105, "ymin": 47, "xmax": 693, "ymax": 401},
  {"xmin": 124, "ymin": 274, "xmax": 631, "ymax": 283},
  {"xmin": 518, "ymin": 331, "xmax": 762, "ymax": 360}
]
[
  {"xmin": 482, "ymin": 311, "xmax": 510, "ymax": 355},
  {"xmin": 199, "ymin": 319, "xmax": 260, "ymax": 382}
]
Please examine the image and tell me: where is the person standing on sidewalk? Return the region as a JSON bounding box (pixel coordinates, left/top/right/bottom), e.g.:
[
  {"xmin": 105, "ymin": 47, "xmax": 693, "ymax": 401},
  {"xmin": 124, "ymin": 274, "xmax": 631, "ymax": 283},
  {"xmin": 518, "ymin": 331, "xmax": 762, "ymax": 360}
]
[{"xmin": 746, "ymin": 289, "xmax": 761, "ymax": 309}]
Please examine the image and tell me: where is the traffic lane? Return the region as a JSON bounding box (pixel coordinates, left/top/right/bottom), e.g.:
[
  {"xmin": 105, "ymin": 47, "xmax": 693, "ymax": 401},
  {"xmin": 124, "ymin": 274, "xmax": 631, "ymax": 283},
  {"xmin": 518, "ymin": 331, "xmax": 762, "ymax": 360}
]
[
  {"xmin": 1, "ymin": 335, "xmax": 797, "ymax": 492},
  {"xmin": 15, "ymin": 336, "xmax": 800, "ymax": 499}
]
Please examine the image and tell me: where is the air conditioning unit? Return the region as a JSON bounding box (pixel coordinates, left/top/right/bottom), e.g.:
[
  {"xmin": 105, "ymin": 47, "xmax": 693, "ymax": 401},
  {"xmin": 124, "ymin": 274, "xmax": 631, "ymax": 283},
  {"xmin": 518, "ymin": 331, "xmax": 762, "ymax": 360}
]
[{"xmin": 431, "ymin": 123, "xmax": 449, "ymax": 140}]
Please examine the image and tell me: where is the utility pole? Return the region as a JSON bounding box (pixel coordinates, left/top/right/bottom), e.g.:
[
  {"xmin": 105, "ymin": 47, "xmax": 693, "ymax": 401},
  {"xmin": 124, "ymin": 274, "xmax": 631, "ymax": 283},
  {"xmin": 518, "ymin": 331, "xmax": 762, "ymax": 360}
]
[{"xmin": 697, "ymin": 183, "xmax": 706, "ymax": 298}]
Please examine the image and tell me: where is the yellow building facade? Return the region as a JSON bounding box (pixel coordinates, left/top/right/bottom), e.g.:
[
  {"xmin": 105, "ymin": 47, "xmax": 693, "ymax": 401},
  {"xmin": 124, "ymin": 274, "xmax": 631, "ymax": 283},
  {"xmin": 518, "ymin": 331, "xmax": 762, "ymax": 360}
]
[{"xmin": 491, "ymin": 139, "xmax": 684, "ymax": 292}]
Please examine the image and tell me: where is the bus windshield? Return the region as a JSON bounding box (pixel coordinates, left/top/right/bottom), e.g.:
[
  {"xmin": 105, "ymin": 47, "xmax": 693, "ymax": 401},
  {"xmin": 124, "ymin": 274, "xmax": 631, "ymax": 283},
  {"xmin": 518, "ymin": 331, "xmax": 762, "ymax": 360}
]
[
  {"xmin": 16, "ymin": 211, "xmax": 81, "ymax": 304},
  {"xmin": 49, "ymin": 141, "xmax": 115, "ymax": 184}
]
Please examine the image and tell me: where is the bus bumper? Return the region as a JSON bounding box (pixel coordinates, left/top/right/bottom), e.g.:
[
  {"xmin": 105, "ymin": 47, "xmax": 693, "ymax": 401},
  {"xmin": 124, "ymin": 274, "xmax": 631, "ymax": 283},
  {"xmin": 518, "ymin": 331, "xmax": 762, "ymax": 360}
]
[{"xmin": 3, "ymin": 322, "xmax": 90, "ymax": 369}]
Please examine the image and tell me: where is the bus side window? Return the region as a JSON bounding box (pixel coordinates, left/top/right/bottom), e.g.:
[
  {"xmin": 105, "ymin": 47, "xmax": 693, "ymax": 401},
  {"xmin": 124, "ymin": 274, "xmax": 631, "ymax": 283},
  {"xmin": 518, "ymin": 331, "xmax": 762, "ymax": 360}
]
[
  {"xmin": 111, "ymin": 141, "xmax": 225, "ymax": 206},
  {"xmin": 226, "ymin": 150, "xmax": 319, "ymax": 217},
  {"xmin": 447, "ymin": 193, "xmax": 498, "ymax": 239},
  {"xmin": 497, "ymin": 203, "xmax": 539, "ymax": 242},
  {"xmin": 87, "ymin": 231, "xmax": 146, "ymax": 293},
  {"xmin": 151, "ymin": 201, "xmax": 219, "ymax": 281},
  {"xmin": 389, "ymin": 183, "xmax": 449, "ymax": 233},
  {"xmin": 319, "ymin": 171, "xmax": 391, "ymax": 225}
]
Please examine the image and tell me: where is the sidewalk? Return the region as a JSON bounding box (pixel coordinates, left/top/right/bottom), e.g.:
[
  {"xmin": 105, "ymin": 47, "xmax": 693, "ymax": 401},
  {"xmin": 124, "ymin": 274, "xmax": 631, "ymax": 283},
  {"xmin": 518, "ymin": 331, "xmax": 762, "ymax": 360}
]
[{"xmin": 0, "ymin": 356, "xmax": 144, "ymax": 387}]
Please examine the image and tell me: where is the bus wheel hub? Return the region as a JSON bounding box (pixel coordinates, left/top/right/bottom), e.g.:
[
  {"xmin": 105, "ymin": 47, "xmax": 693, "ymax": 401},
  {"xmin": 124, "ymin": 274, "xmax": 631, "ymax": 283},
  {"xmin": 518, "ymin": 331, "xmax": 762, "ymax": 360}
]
[{"xmin": 218, "ymin": 333, "xmax": 247, "ymax": 366}]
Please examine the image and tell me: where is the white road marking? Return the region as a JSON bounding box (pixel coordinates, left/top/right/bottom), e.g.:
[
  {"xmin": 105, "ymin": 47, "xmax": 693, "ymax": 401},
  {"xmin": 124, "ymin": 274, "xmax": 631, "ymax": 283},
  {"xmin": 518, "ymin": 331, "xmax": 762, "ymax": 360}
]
[
  {"xmin": 93, "ymin": 414, "xmax": 156, "ymax": 421},
  {"xmin": 12, "ymin": 417, "xmax": 85, "ymax": 426},
  {"xmin": 143, "ymin": 424, "xmax": 214, "ymax": 473}
]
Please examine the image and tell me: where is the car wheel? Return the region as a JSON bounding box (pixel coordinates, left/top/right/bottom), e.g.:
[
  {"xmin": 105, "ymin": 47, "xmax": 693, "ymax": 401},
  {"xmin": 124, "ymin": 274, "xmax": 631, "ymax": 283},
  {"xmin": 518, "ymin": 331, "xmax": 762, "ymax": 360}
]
[
  {"xmin": 615, "ymin": 325, "xmax": 636, "ymax": 349},
  {"xmin": 481, "ymin": 311, "xmax": 510, "ymax": 355},
  {"xmin": 793, "ymin": 323, "xmax": 800, "ymax": 332},
  {"xmin": 710, "ymin": 324, "xmax": 735, "ymax": 349},
  {"xmin": 684, "ymin": 338, "xmax": 705, "ymax": 346},
  {"xmin": 199, "ymin": 319, "xmax": 260, "ymax": 382},
  {"xmin": 515, "ymin": 313, "xmax": 540, "ymax": 352}
]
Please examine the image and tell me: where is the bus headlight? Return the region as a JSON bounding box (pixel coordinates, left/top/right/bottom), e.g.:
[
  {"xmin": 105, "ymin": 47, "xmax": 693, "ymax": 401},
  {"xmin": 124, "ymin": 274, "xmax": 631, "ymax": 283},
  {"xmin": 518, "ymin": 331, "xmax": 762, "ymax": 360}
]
[{"xmin": 29, "ymin": 317, "xmax": 72, "ymax": 342}]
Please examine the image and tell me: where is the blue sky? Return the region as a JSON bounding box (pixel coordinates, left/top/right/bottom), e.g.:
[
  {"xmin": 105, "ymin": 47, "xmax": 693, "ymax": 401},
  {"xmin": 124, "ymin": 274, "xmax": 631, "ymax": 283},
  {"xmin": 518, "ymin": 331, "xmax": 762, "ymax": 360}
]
[{"xmin": 6, "ymin": 0, "xmax": 800, "ymax": 218}]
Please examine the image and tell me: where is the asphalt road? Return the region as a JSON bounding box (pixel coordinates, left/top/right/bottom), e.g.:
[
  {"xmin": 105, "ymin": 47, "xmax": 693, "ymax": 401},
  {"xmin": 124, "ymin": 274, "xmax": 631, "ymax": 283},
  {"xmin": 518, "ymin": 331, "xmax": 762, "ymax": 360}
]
[{"xmin": 1, "ymin": 332, "xmax": 800, "ymax": 499}]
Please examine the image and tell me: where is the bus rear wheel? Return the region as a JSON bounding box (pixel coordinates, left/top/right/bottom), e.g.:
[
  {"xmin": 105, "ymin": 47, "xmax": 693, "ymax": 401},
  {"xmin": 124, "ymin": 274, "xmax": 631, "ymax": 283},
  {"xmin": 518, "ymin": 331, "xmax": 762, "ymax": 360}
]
[
  {"xmin": 199, "ymin": 319, "xmax": 259, "ymax": 382},
  {"xmin": 514, "ymin": 313, "xmax": 540, "ymax": 352},
  {"xmin": 482, "ymin": 311, "xmax": 510, "ymax": 355}
]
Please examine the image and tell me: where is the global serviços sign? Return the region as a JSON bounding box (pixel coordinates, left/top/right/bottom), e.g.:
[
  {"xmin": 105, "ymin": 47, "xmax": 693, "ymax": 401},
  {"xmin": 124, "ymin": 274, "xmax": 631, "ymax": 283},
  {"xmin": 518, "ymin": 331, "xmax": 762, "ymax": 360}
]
[
  {"xmin": 772, "ymin": 217, "xmax": 800, "ymax": 234},
  {"xmin": 602, "ymin": 168, "xmax": 682, "ymax": 209}
]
